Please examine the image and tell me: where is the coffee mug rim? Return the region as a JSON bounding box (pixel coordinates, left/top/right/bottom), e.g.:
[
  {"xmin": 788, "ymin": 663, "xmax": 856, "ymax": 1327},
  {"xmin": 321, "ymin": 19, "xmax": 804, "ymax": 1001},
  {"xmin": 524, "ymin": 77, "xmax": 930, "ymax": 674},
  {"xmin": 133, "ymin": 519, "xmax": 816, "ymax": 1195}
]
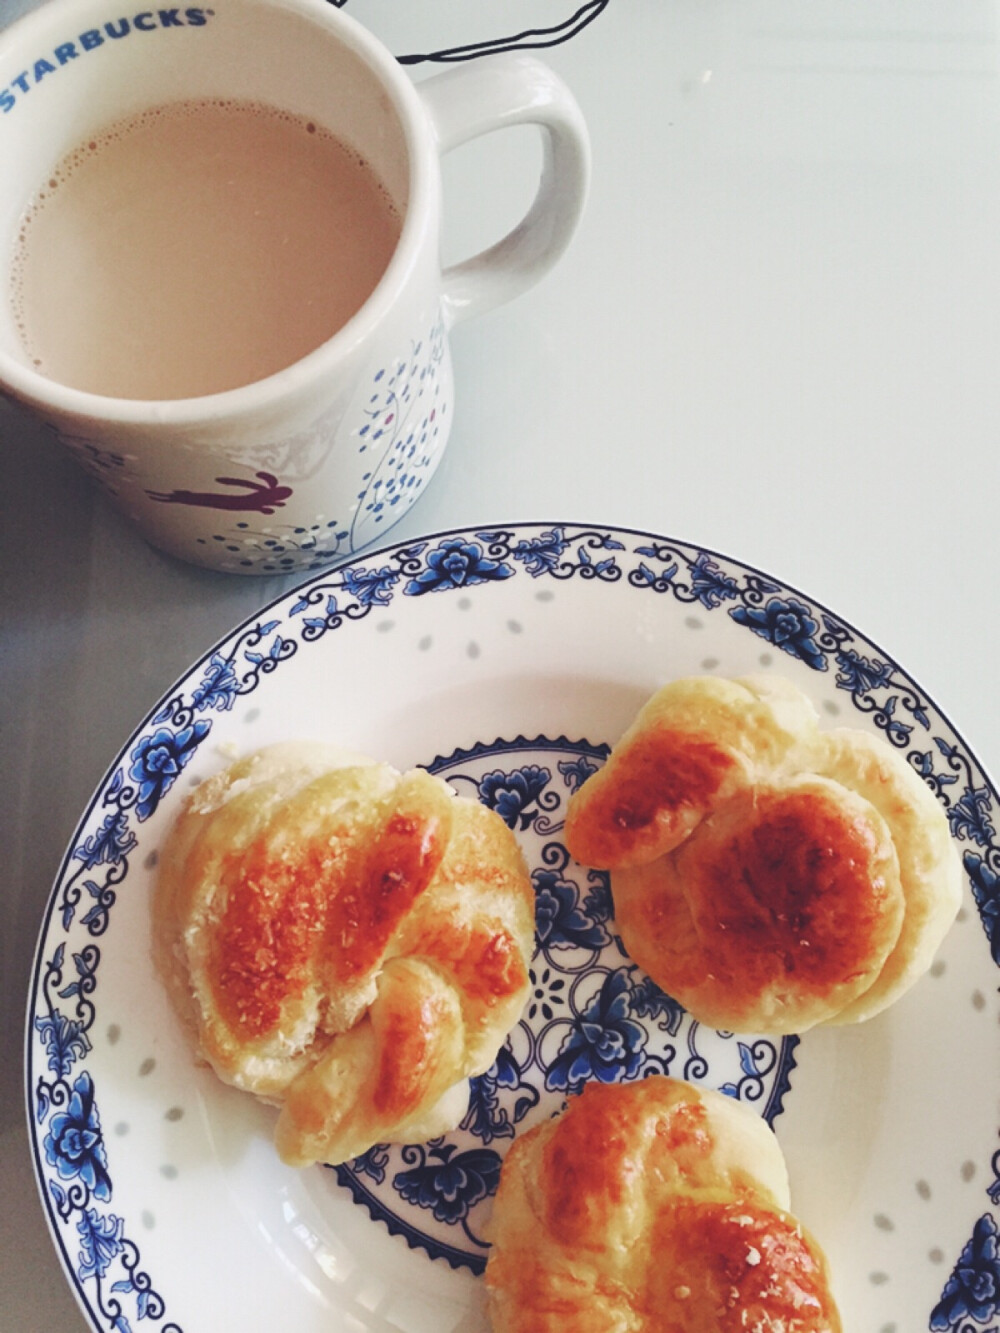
[{"xmin": 0, "ymin": 0, "xmax": 435, "ymax": 424}]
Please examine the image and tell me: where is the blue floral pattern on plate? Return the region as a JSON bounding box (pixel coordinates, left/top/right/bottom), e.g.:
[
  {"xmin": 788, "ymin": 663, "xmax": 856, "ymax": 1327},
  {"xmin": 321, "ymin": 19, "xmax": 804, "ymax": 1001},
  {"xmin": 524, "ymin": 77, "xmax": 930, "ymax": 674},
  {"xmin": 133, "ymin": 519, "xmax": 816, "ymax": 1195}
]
[
  {"xmin": 25, "ymin": 522, "xmax": 1000, "ymax": 1331},
  {"xmin": 332, "ymin": 735, "xmax": 798, "ymax": 1273},
  {"xmin": 32, "ymin": 944, "xmax": 181, "ymax": 1332}
]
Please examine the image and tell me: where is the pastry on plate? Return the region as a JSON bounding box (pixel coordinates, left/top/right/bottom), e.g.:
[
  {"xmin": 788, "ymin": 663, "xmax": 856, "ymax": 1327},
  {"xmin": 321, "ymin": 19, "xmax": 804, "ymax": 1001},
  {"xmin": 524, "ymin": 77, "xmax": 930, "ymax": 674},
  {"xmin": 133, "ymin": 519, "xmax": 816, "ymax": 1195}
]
[
  {"xmin": 564, "ymin": 675, "xmax": 961, "ymax": 1032},
  {"xmin": 484, "ymin": 1076, "xmax": 841, "ymax": 1332},
  {"xmin": 152, "ymin": 742, "xmax": 534, "ymax": 1166}
]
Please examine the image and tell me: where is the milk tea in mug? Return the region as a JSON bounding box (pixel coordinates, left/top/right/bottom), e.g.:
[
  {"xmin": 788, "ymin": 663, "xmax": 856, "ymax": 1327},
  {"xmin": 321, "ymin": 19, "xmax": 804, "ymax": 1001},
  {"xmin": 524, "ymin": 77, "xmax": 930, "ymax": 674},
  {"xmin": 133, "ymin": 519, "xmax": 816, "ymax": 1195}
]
[{"xmin": 11, "ymin": 98, "xmax": 402, "ymax": 400}]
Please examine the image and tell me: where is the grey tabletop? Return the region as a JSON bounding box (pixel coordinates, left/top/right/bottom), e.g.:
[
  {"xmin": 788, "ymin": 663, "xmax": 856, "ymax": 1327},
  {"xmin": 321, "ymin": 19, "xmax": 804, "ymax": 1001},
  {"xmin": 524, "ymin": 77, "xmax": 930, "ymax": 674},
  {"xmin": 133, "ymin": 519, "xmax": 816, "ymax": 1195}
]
[{"xmin": 3, "ymin": 2, "xmax": 1000, "ymax": 1329}]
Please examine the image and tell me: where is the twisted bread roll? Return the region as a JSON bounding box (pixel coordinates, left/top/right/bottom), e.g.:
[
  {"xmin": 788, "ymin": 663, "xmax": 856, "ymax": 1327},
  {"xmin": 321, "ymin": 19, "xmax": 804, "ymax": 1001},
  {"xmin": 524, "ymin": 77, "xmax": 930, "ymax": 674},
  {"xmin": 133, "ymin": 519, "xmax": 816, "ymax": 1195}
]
[
  {"xmin": 484, "ymin": 1077, "xmax": 841, "ymax": 1332},
  {"xmin": 564, "ymin": 676, "xmax": 960, "ymax": 1032},
  {"xmin": 152, "ymin": 743, "xmax": 534, "ymax": 1166}
]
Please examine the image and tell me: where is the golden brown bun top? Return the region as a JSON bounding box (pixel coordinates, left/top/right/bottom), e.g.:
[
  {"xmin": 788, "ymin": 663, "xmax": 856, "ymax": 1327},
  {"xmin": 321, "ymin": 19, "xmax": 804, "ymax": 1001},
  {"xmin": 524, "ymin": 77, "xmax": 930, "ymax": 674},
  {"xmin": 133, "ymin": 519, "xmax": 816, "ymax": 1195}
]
[
  {"xmin": 645, "ymin": 1193, "xmax": 841, "ymax": 1332},
  {"xmin": 484, "ymin": 1076, "xmax": 841, "ymax": 1333},
  {"xmin": 615, "ymin": 776, "xmax": 905, "ymax": 1032},
  {"xmin": 563, "ymin": 676, "xmax": 817, "ymax": 870},
  {"xmin": 152, "ymin": 742, "xmax": 534, "ymax": 1166},
  {"xmin": 564, "ymin": 675, "xmax": 961, "ymax": 1032},
  {"xmin": 521, "ymin": 1077, "xmax": 790, "ymax": 1248}
]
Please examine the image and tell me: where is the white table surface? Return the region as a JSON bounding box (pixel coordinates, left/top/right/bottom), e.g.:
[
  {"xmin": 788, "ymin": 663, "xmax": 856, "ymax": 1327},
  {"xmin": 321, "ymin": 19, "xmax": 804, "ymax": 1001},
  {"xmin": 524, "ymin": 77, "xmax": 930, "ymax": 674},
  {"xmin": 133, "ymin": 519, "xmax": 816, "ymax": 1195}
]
[{"xmin": 3, "ymin": 1, "xmax": 999, "ymax": 1328}]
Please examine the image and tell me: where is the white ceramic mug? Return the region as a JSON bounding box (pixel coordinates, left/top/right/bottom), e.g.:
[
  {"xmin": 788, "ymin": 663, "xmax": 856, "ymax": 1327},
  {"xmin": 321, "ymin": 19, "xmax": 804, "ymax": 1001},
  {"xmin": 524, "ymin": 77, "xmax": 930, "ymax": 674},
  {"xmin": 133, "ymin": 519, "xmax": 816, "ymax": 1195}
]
[{"xmin": 0, "ymin": 0, "xmax": 588, "ymax": 574}]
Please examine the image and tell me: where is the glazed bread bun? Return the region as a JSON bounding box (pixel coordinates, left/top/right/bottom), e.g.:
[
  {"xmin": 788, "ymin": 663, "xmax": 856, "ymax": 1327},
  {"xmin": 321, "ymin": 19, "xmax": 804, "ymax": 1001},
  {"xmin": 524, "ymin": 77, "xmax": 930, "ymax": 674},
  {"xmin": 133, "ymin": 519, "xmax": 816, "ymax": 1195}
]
[
  {"xmin": 484, "ymin": 1076, "xmax": 841, "ymax": 1333},
  {"xmin": 152, "ymin": 742, "xmax": 534, "ymax": 1166},
  {"xmin": 564, "ymin": 676, "xmax": 961, "ymax": 1033}
]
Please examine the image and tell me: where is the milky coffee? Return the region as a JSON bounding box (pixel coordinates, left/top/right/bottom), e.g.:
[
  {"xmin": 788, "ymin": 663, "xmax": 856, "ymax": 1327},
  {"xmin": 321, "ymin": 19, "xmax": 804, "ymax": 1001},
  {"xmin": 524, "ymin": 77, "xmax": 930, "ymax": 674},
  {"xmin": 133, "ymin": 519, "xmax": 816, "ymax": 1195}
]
[{"xmin": 10, "ymin": 99, "xmax": 402, "ymax": 400}]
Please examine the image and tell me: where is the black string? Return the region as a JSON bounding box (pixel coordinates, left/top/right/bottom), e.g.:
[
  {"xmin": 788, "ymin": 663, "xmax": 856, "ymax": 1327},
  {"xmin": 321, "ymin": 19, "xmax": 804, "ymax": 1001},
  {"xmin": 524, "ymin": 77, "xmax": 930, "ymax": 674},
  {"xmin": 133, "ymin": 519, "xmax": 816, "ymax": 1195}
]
[{"xmin": 324, "ymin": 0, "xmax": 611, "ymax": 65}]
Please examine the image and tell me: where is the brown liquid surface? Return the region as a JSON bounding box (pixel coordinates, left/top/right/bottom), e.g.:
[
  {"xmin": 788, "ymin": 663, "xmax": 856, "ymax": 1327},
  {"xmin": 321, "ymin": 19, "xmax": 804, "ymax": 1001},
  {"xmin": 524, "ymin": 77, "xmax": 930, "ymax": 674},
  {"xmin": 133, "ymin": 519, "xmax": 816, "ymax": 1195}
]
[{"xmin": 11, "ymin": 99, "xmax": 401, "ymax": 399}]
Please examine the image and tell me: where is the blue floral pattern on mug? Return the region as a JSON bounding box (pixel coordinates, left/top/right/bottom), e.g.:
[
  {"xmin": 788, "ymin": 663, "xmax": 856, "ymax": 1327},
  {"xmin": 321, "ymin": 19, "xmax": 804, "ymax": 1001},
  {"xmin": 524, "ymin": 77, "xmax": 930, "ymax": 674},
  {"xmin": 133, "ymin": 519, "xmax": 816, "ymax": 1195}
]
[
  {"xmin": 186, "ymin": 317, "xmax": 450, "ymax": 572},
  {"xmin": 349, "ymin": 321, "xmax": 450, "ymax": 551}
]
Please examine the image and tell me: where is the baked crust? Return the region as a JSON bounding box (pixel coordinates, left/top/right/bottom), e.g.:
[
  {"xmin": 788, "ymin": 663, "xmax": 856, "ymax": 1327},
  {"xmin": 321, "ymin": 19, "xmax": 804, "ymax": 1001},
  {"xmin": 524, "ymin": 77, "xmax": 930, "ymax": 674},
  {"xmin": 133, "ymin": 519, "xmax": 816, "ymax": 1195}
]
[
  {"xmin": 564, "ymin": 676, "xmax": 961, "ymax": 1032},
  {"xmin": 152, "ymin": 742, "xmax": 534, "ymax": 1166},
  {"xmin": 484, "ymin": 1077, "xmax": 841, "ymax": 1332}
]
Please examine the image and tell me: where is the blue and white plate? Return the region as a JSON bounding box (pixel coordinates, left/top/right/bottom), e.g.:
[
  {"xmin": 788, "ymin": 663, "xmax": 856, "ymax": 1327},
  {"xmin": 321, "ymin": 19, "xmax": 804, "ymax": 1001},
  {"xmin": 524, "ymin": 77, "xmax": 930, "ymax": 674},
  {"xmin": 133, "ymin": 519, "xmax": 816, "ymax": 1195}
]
[{"xmin": 26, "ymin": 522, "xmax": 1000, "ymax": 1332}]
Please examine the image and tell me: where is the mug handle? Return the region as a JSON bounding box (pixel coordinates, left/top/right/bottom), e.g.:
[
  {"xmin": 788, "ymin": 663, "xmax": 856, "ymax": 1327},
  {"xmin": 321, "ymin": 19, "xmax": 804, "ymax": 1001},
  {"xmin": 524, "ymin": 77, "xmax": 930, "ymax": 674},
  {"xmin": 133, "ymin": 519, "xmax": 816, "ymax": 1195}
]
[{"xmin": 418, "ymin": 54, "xmax": 590, "ymax": 326}]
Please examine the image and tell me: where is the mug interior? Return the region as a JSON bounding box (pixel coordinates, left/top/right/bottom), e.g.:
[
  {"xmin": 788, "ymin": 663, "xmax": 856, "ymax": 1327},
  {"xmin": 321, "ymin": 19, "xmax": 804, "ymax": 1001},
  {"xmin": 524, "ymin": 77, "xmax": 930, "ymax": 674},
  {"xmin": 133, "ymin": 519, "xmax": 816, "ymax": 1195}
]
[{"xmin": 0, "ymin": 0, "xmax": 417, "ymax": 398}]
